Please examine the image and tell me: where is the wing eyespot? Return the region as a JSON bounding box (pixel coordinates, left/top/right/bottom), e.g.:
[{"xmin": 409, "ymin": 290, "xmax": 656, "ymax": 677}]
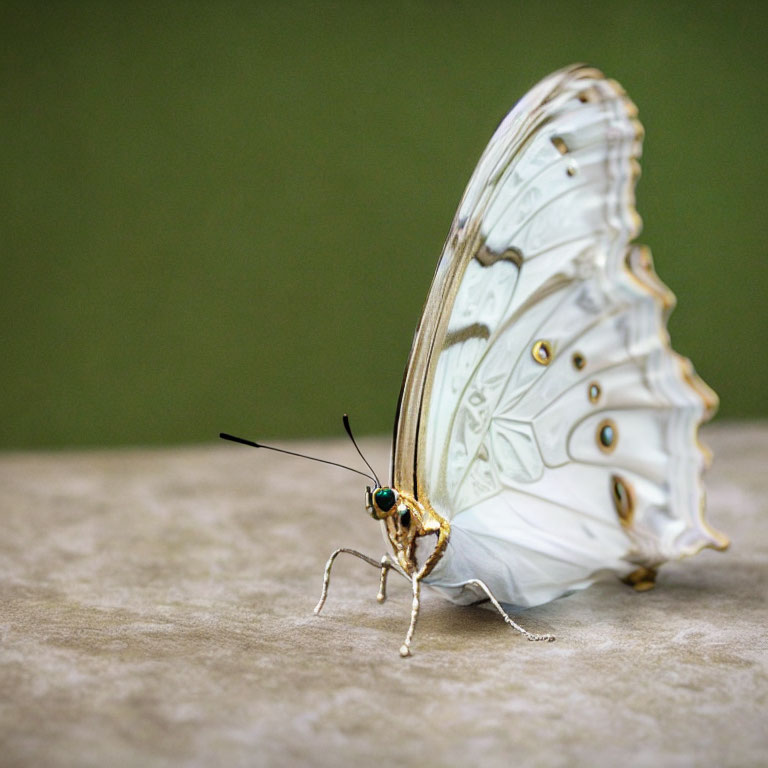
[
  {"xmin": 611, "ymin": 474, "xmax": 635, "ymax": 527},
  {"xmin": 572, "ymin": 352, "xmax": 586, "ymax": 370},
  {"xmin": 532, "ymin": 340, "xmax": 553, "ymax": 366},
  {"xmin": 588, "ymin": 382, "xmax": 601, "ymax": 403},
  {"xmin": 597, "ymin": 419, "xmax": 617, "ymax": 453}
]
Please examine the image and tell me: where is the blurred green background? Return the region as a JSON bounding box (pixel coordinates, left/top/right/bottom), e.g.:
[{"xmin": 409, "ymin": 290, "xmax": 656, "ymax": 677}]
[{"xmin": 1, "ymin": 1, "xmax": 766, "ymax": 450}]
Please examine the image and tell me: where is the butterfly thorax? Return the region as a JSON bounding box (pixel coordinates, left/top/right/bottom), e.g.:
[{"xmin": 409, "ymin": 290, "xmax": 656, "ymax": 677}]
[{"xmin": 366, "ymin": 486, "xmax": 450, "ymax": 578}]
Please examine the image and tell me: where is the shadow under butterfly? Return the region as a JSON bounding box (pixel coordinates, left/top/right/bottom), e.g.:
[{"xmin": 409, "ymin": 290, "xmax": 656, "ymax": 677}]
[{"xmin": 223, "ymin": 64, "xmax": 728, "ymax": 657}]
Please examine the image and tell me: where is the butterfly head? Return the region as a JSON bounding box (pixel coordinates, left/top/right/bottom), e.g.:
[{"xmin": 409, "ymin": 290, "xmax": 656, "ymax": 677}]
[
  {"xmin": 365, "ymin": 485, "xmax": 450, "ymax": 579},
  {"xmin": 367, "ymin": 484, "xmax": 415, "ymax": 538},
  {"xmin": 366, "ymin": 486, "xmax": 410, "ymax": 525}
]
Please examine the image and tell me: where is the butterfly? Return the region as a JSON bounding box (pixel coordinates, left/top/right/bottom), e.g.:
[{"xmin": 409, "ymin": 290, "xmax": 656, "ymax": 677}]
[{"xmin": 224, "ymin": 64, "xmax": 728, "ymax": 657}]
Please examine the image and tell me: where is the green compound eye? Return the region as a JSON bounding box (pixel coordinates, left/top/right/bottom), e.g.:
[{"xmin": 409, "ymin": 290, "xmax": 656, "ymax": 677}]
[{"xmin": 374, "ymin": 488, "xmax": 396, "ymax": 512}]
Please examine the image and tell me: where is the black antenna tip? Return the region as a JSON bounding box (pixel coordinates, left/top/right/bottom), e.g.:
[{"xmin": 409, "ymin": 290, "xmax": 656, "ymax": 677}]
[
  {"xmin": 340, "ymin": 412, "xmax": 381, "ymax": 487},
  {"xmin": 220, "ymin": 433, "xmax": 261, "ymax": 449}
]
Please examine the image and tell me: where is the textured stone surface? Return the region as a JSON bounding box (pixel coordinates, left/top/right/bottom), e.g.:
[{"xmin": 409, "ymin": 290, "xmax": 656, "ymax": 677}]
[{"xmin": 1, "ymin": 423, "xmax": 766, "ymax": 767}]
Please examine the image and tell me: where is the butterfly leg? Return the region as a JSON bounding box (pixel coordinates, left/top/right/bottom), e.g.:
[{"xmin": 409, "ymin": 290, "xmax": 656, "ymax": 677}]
[
  {"xmin": 314, "ymin": 548, "xmax": 403, "ymax": 616},
  {"xmin": 466, "ymin": 579, "xmax": 555, "ymax": 643},
  {"xmin": 377, "ymin": 554, "xmax": 401, "ymax": 603},
  {"xmin": 399, "ymin": 572, "xmax": 421, "ymax": 658}
]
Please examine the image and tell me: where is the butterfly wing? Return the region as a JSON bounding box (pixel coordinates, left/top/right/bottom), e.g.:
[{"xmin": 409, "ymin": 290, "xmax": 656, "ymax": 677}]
[{"xmin": 392, "ymin": 65, "xmax": 727, "ymax": 608}]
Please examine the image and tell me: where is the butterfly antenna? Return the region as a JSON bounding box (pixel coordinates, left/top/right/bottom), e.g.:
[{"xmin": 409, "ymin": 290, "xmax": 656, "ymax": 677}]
[
  {"xmin": 342, "ymin": 413, "xmax": 381, "ymax": 488},
  {"xmin": 219, "ymin": 432, "xmax": 377, "ymax": 484}
]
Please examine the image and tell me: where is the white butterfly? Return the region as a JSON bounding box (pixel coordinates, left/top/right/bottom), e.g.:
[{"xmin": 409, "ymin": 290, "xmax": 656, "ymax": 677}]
[{"xmin": 292, "ymin": 65, "xmax": 728, "ymax": 656}]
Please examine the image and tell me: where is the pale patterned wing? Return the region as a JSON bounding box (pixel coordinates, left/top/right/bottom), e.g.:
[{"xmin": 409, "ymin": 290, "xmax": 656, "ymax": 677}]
[{"xmin": 392, "ymin": 65, "xmax": 726, "ymax": 607}]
